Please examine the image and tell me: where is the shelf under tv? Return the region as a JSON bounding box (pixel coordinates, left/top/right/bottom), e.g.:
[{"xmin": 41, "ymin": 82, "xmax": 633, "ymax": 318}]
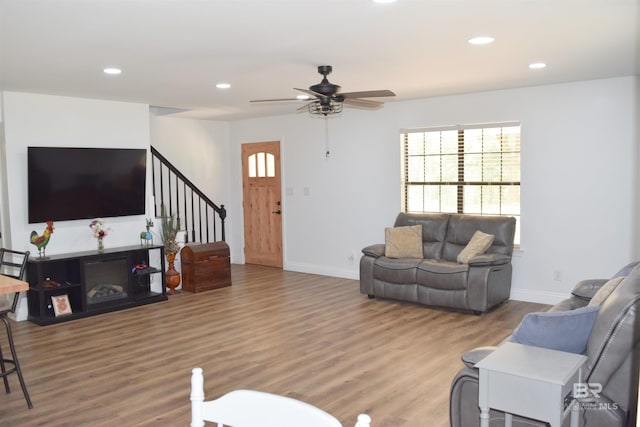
[{"xmin": 26, "ymin": 245, "xmax": 168, "ymax": 326}]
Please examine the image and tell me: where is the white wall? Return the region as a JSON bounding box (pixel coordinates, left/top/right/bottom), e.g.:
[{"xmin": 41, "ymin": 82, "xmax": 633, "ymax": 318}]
[
  {"xmin": 2, "ymin": 92, "xmax": 153, "ymax": 255},
  {"xmin": 634, "ymin": 78, "xmax": 640, "ymax": 258},
  {"xmin": 0, "ymin": 95, "xmax": 7, "ymax": 250},
  {"xmin": 149, "ymin": 114, "xmax": 231, "ymax": 212},
  {"xmin": 228, "ymin": 77, "xmax": 639, "ymax": 304},
  {"xmin": 1, "ymin": 92, "xmax": 158, "ymax": 320}
]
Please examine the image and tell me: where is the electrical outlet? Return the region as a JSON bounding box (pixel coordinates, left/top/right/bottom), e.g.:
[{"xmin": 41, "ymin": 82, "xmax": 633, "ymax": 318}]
[{"xmin": 553, "ymin": 270, "xmax": 562, "ymax": 281}]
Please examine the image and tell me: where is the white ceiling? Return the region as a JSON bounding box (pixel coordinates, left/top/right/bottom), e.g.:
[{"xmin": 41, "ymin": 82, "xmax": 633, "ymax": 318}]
[{"xmin": 1, "ymin": 0, "xmax": 638, "ymax": 121}]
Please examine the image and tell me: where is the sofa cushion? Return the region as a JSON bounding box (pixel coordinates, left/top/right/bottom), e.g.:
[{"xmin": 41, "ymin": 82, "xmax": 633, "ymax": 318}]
[
  {"xmin": 588, "ymin": 277, "xmax": 624, "ymax": 307},
  {"xmin": 460, "ymin": 346, "xmax": 498, "ymax": 369},
  {"xmin": 548, "ymin": 297, "xmax": 588, "ymax": 312},
  {"xmin": 508, "ymin": 305, "xmax": 599, "ymax": 354},
  {"xmin": 457, "ymin": 230, "xmax": 494, "ymax": 264},
  {"xmin": 362, "ymin": 243, "xmax": 385, "ymax": 258},
  {"xmin": 373, "ymin": 257, "xmax": 421, "ymax": 284},
  {"xmin": 385, "ymin": 225, "xmax": 423, "ymax": 258},
  {"xmin": 611, "ymin": 260, "xmax": 640, "ymax": 278},
  {"xmin": 416, "ymin": 259, "xmax": 469, "ymax": 290},
  {"xmin": 570, "ymin": 262, "xmax": 639, "ymax": 301},
  {"xmin": 442, "ymin": 214, "xmax": 516, "ymax": 262},
  {"xmin": 394, "ymin": 212, "xmax": 449, "ymax": 259},
  {"xmin": 584, "ymin": 266, "xmax": 640, "ymax": 409},
  {"xmin": 572, "ymin": 279, "xmax": 609, "ymax": 301}
]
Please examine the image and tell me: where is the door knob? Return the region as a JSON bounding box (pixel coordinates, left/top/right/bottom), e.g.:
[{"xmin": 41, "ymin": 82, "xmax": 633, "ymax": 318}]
[{"xmin": 272, "ymin": 210, "xmax": 282, "ymax": 215}]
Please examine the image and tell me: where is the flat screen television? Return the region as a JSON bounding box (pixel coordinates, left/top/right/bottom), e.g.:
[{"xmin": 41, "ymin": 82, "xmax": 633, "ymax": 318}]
[{"xmin": 28, "ymin": 147, "xmax": 147, "ymax": 223}]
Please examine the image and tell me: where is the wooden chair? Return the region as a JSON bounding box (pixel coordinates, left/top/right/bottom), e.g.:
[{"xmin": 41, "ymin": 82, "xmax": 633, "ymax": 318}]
[
  {"xmin": 190, "ymin": 368, "xmax": 371, "ymax": 427},
  {"xmin": 0, "ymin": 248, "xmax": 32, "ymax": 408}
]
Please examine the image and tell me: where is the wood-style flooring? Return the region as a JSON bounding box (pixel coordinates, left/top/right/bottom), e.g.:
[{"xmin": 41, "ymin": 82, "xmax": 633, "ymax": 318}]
[{"xmin": 0, "ymin": 264, "xmax": 547, "ymax": 426}]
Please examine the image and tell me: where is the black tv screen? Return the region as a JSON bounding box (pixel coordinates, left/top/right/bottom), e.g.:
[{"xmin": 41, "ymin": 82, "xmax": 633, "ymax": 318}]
[{"xmin": 28, "ymin": 147, "xmax": 147, "ymax": 223}]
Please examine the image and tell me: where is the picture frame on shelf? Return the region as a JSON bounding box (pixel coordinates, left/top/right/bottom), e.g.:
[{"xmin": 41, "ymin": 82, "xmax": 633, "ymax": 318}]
[{"xmin": 51, "ymin": 294, "xmax": 72, "ymax": 317}]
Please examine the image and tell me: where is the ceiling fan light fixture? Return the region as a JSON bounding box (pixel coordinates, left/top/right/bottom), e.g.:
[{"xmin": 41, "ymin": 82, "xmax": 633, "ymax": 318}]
[
  {"xmin": 296, "ymin": 94, "xmax": 310, "ymax": 100},
  {"xmin": 308, "ymin": 100, "xmax": 342, "ymax": 116},
  {"xmin": 216, "ymin": 82, "xmax": 231, "ymax": 89}
]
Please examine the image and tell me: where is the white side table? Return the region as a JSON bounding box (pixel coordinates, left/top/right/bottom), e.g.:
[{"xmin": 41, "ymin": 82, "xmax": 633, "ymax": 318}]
[{"xmin": 475, "ymin": 342, "xmax": 587, "ymax": 427}]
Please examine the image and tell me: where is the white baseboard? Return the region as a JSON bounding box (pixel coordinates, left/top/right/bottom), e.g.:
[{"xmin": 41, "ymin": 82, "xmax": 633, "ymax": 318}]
[
  {"xmin": 284, "ymin": 263, "xmax": 570, "ymax": 305},
  {"xmin": 283, "ymin": 261, "xmax": 359, "ymax": 280},
  {"xmin": 510, "ymin": 288, "xmax": 568, "ymax": 305},
  {"xmin": 285, "ymin": 263, "xmax": 570, "ymax": 305},
  {"xmin": 238, "ymin": 259, "xmax": 570, "ymax": 305}
]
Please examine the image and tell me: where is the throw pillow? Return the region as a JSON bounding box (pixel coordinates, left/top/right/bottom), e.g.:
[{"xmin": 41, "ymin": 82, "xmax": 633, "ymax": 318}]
[
  {"xmin": 588, "ymin": 277, "xmax": 624, "ymax": 307},
  {"xmin": 508, "ymin": 305, "xmax": 599, "ymax": 354},
  {"xmin": 385, "ymin": 225, "xmax": 423, "ymax": 258},
  {"xmin": 457, "ymin": 230, "xmax": 495, "ymax": 264}
]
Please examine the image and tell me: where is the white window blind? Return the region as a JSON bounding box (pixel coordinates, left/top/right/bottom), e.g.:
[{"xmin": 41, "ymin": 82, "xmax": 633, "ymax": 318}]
[{"xmin": 401, "ymin": 123, "xmax": 521, "ymax": 244}]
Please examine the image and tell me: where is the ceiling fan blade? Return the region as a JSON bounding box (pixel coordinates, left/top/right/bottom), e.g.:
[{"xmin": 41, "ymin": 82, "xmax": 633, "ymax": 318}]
[
  {"xmin": 344, "ymin": 98, "xmax": 383, "ymax": 108},
  {"xmin": 296, "ymin": 101, "xmax": 315, "ymax": 112},
  {"xmin": 340, "ymin": 90, "xmax": 396, "ymax": 99},
  {"xmin": 250, "ymin": 97, "xmax": 301, "ymax": 103},
  {"xmin": 294, "ymin": 87, "xmax": 323, "ymax": 98}
]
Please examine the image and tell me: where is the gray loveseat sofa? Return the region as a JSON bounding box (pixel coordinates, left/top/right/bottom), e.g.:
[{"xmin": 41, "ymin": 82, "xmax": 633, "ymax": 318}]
[
  {"xmin": 450, "ymin": 262, "xmax": 640, "ymax": 426},
  {"xmin": 360, "ymin": 213, "xmax": 516, "ymax": 314}
]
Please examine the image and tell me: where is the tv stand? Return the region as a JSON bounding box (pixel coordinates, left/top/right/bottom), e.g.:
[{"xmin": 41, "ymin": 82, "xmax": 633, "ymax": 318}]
[{"xmin": 26, "ymin": 245, "xmax": 167, "ymax": 326}]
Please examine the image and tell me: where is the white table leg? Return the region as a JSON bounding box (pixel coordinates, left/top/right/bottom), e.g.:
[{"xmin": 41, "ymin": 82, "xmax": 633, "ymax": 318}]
[
  {"xmin": 571, "ymin": 368, "xmax": 582, "ymax": 427},
  {"xmin": 570, "ymin": 399, "xmax": 580, "ymax": 427},
  {"xmin": 480, "ymin": 407, "xmax": 490, "ymax": 427},
  {"xmin": 504, "ymin": 412, "xmax": 512, "ymax": 427},
  {"xmin": 479, "ymin": 369, "xmax": 490, "ymax": 427},
  {"xmin": 190, "ymin": 368, "xmax": 205, "ymax": 427}
]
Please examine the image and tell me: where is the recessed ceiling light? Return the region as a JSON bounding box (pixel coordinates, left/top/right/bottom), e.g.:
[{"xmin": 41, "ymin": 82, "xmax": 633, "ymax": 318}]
[
  {"xmin": 216, "ymin": 82, "xmax": 231, "ymax": 89},
  {"xmin": 103, "ymin": 68, "xmax": 122, "ymax": 75},
  {"xmin": 296, "ymin": 95, "xmax": 310, "ymax": 100},
  {"xmin": 529, "ymin": 62, "xmax": 547, "ymax": 69},
  {"xmin": 371, "ymin": 0, "xmax": 397, "ymax": 3},
  {"xmin": 468, "ymin": 36, "xmax": 495, "ymax": 45}
]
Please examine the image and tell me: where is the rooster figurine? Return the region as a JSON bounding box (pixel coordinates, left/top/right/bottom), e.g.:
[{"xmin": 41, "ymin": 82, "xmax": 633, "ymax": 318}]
[{"xmin": 30, "ymin": 220, "xmax": 54, "ymax": 258}]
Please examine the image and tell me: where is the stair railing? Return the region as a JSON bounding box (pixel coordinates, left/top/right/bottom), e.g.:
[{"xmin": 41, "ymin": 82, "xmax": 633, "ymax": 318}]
[{"xmin": 151, "ymin": 146, "xmax": 226, "ymax": 244}]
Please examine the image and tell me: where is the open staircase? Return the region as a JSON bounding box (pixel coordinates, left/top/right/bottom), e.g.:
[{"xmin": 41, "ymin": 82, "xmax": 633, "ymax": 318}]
[{"xmin": 150, "ymin": 146, "xmax": 226, "ymax": 245}]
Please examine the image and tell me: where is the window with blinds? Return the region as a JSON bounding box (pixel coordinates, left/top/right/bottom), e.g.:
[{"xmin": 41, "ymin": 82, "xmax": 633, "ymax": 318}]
[{"xmin": 401, "ymin": 123, "xmax": 521, "ymax": 244}]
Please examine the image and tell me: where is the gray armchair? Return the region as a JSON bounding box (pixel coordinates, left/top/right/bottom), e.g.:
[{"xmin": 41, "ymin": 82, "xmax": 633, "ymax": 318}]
[{"xmin": 449, "ymin": 263, "xmax": 640, "ymax": 426}]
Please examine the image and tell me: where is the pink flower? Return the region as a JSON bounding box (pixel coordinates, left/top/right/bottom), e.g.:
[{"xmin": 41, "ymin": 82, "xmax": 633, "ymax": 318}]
[{"xmin": 89, "ymin": 218, "xmax": 109, "ymax": 239}]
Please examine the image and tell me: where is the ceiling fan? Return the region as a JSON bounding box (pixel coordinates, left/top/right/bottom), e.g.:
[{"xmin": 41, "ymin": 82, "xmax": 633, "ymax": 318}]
[{"xmin": 250, "ymin": 65, "xmax": 395, "ymax": 116}]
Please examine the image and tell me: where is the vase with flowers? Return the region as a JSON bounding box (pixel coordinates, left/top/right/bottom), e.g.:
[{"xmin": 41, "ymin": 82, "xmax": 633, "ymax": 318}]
[
  {"xmin": 160, "ymin": 205, "xmax": 181, "ymax": 294},
  {"xmin": 89, "ymin": 218, "xmax": 109, "ymax": 252}
]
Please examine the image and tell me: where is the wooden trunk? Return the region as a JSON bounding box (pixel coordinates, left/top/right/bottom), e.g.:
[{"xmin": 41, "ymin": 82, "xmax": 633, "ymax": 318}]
[{"xmin": 180, "ymin": 242, "xmax": 231, "ymax": 293}]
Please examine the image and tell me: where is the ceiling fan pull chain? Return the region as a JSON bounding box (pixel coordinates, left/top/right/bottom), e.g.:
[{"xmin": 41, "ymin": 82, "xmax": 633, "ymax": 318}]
[{"xmin": 325, "ymin": 117, "xmax": 330, "ymax": 158}]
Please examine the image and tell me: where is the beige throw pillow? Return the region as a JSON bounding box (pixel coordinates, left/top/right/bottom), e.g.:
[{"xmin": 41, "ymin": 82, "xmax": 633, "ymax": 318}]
[
  {"xmin": 588, "ymin": 276, "xmax": 624, "ymax": 307},
  {"xmin": 457, "ymin": 230, "xmax": 495, "ymax": 264},
  {"xmin": 385, "ymin": 225, "xmax": 423, "ymax": 258}
]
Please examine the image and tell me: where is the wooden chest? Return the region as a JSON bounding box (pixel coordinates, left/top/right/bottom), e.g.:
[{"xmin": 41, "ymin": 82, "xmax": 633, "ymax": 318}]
[{"xmin": 180, "ymin": 242, "xmax": 231, "ymax": 293}]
